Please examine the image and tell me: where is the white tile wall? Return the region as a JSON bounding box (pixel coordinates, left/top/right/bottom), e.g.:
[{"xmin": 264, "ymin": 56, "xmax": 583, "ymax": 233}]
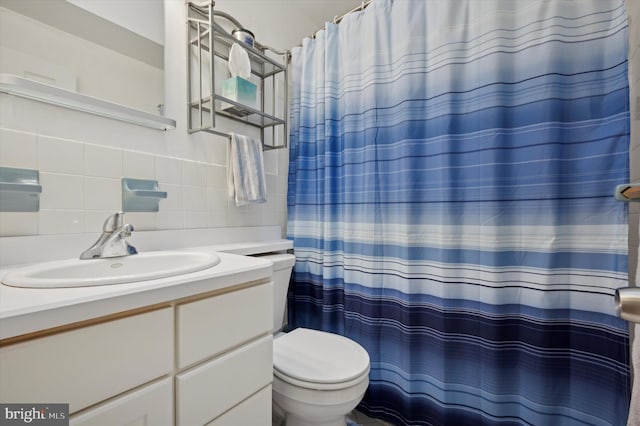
[
  {"xmin": 84, "ymin": 144, "xmax": 123, "ymax": 178},
  {"xmin": 39, "ymin": 210, "xmax": 84, "ymax": 235},
  {"xmin": 38, "ymin": 136, "xmax": 83, "ymax": 174},
  {"xmin": 183, "ymin": 161, "xmax": 207, "ymax": 187},
  {"xmin": 40, "ymin": 173, "xmax": 84, "ymax": 209},
  {"xmin": 0, "ymin": 128, "xmax": 37, "ymax": 169},
  {"xmin": 0, "ymin": 212, "xmax": 38, "ymax": 237},
  {"xmin": 157, "ymin": 157, "xmax": 182, "ymax": 185},
  {"xmin": 627, "ymin": 0, "xmax": 640, "ymax": 284},
  {"xmin": 123, "ymin": 151, "xmax": 156, "ymax": 180},
  {"xmin": 0, "ymin": 127, "xmax": 287, "ymax": 237},
  {"xmin": 84, "ymin": 177, "xmax": 120, "ymax": 211}
]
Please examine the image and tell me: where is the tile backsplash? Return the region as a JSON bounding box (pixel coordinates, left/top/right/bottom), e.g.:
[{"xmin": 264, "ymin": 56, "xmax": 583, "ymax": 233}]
[{"xmin": 0, "ymin": 127, "xmax": 288, "ymax": 237}]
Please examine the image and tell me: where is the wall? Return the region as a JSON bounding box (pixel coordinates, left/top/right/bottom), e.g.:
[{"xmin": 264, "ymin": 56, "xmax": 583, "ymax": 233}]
[
  {"xmin": 0, "ymin": 1, "xmax": 297, "ymax": 244},
  {"xmin": 0, "ymin": 0, "xmax": 364, "ymax": 251},
  {"xmin": 67, "ymin": 0, "xmax": 164, "ymax": 45},
  {"xmin": 0, "ymin": 6, "xmax": 163, "ymax": 114},
  {"xmin": 627, "ymin": 0, "xmax": 640, "ymax": 284}
]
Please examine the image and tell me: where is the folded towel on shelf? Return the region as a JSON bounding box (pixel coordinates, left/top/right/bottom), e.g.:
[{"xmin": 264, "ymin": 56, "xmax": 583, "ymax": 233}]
[{"xmin": 228, "ymin": 133, "xmax": 267, "ymax": 206}]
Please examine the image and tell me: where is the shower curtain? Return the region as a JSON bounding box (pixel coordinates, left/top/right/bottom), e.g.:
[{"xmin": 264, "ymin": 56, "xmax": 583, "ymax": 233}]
[{"xmin": 287, "ymin": 1, "xmax": 630, "ymax": 425}]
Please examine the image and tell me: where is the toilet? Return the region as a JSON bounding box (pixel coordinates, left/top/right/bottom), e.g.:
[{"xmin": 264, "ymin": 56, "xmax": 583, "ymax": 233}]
[{"xmin": 262, "ymin": 253, "xmax": 370, "ymax": 426}]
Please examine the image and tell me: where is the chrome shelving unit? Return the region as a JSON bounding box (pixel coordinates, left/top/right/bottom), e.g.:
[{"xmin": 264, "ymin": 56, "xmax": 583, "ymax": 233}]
[{"xmin": 186, "ymin": 1, "xmax": 288, "ymax": 150}]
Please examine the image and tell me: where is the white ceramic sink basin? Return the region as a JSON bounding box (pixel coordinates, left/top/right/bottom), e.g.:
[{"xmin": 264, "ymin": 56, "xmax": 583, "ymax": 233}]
[{"xmin": 1, "ymin": 251, "xmax": 221, "ymax": 288}]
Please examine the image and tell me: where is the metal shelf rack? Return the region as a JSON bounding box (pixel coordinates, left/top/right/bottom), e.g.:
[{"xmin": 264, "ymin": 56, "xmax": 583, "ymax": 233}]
[{"xmin": 186, "ymin": 1, "xmax": 288, "ymax": 150}]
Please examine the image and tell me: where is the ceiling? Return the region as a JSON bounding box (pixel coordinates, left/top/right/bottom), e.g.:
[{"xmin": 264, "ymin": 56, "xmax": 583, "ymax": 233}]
[
  {"xmin": 0, "ymin": 0, "xmax": 366, "ymax": 63},
  {"xmin": 213, "ymin": 0, "xmax": 365, "ymax": 50}
]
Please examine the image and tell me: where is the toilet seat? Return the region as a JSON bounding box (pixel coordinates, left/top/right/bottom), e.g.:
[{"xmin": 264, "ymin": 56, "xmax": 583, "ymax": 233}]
[{"xmin": 273, "ymin": 328, "xmax": 370, "ymax": 391}]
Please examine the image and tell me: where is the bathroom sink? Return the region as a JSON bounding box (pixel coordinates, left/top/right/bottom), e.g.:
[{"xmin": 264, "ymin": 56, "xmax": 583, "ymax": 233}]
[{"xmin": 1, "ymin": 251, "xmax": 221, "ymax": 288}]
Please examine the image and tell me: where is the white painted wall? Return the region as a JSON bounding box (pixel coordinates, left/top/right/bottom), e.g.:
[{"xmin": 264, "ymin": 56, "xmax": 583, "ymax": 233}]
[{"xmin": 67, "ymin": 0, "xmax": 164, "ymax": 45}]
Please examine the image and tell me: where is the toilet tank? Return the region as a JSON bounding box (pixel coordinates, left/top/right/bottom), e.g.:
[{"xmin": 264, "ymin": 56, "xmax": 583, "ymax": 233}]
[{"xmin": 257, "ymin": 253, "xmax": 295, "ymax": 333}]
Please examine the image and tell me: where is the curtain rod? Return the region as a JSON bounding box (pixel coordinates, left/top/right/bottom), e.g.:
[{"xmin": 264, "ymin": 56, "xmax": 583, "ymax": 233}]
[{"xmin": 310, "ymin": 0, "xmax": 372, "ymax": 39}]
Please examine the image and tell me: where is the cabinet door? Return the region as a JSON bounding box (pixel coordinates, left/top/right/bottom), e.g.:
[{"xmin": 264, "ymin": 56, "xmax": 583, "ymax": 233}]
[
  {"xmin": 0, "ymin": 307, "xmax": 173, "ymax": 414},
  {"xmin": 70, "ymin": 378, "xmax": 172, "ymax": 426},
  {"xmin": 206, "ymin": 385, "xmax": 271, "ymax": 426},
  {"xmin": 176, "ymin": 335, "xmax": 273, "ymax": 425},
  {"xmin": 177, "ymin": 282, "xmax": 272, "ymax": 368}
]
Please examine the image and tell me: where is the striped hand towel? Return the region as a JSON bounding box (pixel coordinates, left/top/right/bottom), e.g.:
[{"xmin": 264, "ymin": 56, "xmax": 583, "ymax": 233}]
[{"xmin": 228, "ymin": 133, "xmax": 267, "ymax": 206}]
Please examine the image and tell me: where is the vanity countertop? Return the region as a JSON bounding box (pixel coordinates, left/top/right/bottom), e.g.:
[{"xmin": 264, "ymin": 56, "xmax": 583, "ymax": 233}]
[{"xmin": 0, "ymin": 247, "xmax": 274, "ymax": 340}]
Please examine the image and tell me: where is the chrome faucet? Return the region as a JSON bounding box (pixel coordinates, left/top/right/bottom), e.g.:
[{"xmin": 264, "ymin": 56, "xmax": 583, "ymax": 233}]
[{"xmin": 80, "ymin": 212, "xmax": 138, "ymax": 259}]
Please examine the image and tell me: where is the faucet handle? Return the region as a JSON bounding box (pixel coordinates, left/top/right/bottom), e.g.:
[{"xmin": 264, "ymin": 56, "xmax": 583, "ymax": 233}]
[
  {"xmin": 103, "ymin": 212, "xmax": 124, "ymax": 232},
  {"xmin": 122, "ymin": 223, "xmax": 134, "ymax": 237}
]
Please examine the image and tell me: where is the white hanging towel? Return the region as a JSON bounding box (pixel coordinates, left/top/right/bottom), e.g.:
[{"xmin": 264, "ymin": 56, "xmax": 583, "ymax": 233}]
[
  {"xmin": 629, "ymin": 222, "xmax": 640, "ymax": 426},
  {"xmin": 228, "ymin": 133, "xmax": 267, "ymax": 206}
]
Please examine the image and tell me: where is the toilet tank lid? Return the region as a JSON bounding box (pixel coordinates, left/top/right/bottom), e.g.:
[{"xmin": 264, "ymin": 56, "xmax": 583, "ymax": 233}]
[
  {"xmin": 254, "ymin": 253, "xmax": 295, "ymax": 270},
  {"xmin": 273, "ymin": 328, "xmax": 370, "ymax": 385}
]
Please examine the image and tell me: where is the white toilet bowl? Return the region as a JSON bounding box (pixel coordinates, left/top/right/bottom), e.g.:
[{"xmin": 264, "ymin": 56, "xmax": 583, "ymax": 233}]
[
  {"xmin": 272, "ymin": 328, "xmax": 370, "ymax": 426},
  {"xmin": 261, "ymin": 253, "xmax": 371, "ymax": 426}
]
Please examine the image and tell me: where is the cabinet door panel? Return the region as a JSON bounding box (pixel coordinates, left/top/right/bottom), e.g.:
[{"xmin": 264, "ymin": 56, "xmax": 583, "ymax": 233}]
[
  {"xmin": 177, "ymin": 282, "xmax": 272, "ymax": 368},
  {"xmin": 176, "ymin": 335, "xmax": 273, "ymax": 425},
  {"xmin": 206, "ymin": 385, "xmax": 271, "ymax": 426},
  {"xmin": 0, "ymin": 308, "xmax": 173, "ymax": 414},
  {"xmin": 70, "ymin": 378, "xmax": 172, "ymax": 426}
]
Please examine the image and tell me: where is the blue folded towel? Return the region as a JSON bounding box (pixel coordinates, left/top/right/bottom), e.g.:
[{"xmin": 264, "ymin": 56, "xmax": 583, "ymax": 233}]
[{"xmin": 228, "ymin": 133, "xmax": 267, "ymax": 206}]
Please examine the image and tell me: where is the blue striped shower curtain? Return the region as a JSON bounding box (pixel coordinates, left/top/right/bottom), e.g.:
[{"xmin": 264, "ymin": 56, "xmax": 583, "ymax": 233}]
[{"xmin": 286, "ymin": 1, "xmax": 630, "ymax": 425}]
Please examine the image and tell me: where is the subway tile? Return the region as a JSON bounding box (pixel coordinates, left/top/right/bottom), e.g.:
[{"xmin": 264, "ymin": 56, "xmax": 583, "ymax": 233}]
[
  {"xmin": 157, "ymin": 156, "xmax": 183, "ymax": 185},
  {"xmin": 246, "ymin": 203, "xmax": 263, "ymax": 226},
  {"xmin": 84, "ymin": 144, "xmax": 123, "ymax": 178},
  {"xmin": 156, "ymin": 211, "xmax": 184, "ymax": 229},
  {"xmin": 124, "ymin": 212, "xmax": 156, "ymax": 231},
  {"xmin": 278, "ymin": 192, "xmax": 288, "ymax": 229},
  {"xmin": 84, "ymin": 210, "xmax": 114, "ymax": 233},
  {"xmin": 39, "ymin": 210, "xmax": 84, "ymax": 235},
  {"xmin": 0, "ymin": 212, "xmax": 38, "ymax": 236},
  {"xmin": 40, "ymin": 173, "xmax": 84, "ymax": 210},
  {"xmin": 630, "ymin": 212, "xmax": 640, "ymax": 244},
  {"xmin": 632, "ymin": 145, "xmax": 640, "ymax": 182},
  {"xmin": 206, "ymin": 164, "xmax": 227, "ymax": 190},
  {"xmin": 159, "ymin": 183, "xmax": 183, "ymax": 211},
  {"xmin": 0, "ymin": 128, "xmax": 37, "ymax": 169},
  {"xmin": 227, "ymin": 201, "xmax": 249, "ymax": 227},
  {"xmin": 263, "ymin": 149, "xmax": 278, "ymax": 175},
  {"xmin": 184, "ymin": 211, "xmax": 208, "ymax": 229},
  {"xmin": 277, "ymin": 163, "xmax": 289, "ymax": 189},
  {"xmin": 85, "ymin": 177, "xmax": 121, "ymax": 211},
  {"xmin": 183, "ymin": 160, "xmax": 207, "ymax": 187},
  {"xmin": 183, "ymin": 185, "xmax": 207, "ymax": 212},
  {"xmin": 262, "ymin": 196, "xmax": 278, "ymax": 225},
  {"xmin": 38, "ymin": 136, "xmax": 83, "ymax": 174},
  {"xmin": 266, "ymin": 174, "xmax": 277, "ymax": 196},
  {"xmin": 208, "ymin": 208, "xmax": 227, "ymax": 228},
  {"xmin": 124, "ymin": 151, "xmax": 156, "ymax": 180},
  {"xmin": 206, "ymin": 187, "xmax": 228, "ymax": 212}
]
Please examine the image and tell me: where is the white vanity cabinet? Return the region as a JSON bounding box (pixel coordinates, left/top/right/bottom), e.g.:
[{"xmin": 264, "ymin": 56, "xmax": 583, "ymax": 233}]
[{"xmin": 0, "ymin": 278, "xmax": 274, "ymax": 426}]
